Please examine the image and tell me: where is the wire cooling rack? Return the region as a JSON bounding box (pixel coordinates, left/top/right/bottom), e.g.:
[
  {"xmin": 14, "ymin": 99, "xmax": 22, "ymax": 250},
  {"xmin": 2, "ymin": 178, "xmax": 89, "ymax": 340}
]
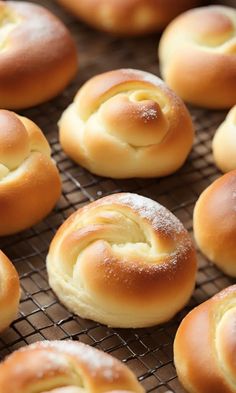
[{"xmin": 1, "ymin": 1, "xmax": 235, "ymax": 392}]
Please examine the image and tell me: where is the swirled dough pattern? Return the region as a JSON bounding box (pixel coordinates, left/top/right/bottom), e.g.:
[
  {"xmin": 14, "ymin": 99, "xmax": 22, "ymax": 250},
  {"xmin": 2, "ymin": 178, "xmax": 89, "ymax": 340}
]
[
  {"xmin": 47, "ymin": 193, "xmax": 197, "ymax": 328},
  {"xmin": 159, "ymin": 6, "xmax": 236, "ymax": 108},
  {"xmin": 59, "ymin": 69, "xmax": 194, "ymax": 178},
  {"xmin": 0, "ymin": 340, "xmax": 144, "ymax": 393},
  {"xmin": 174, "ymin": 285, "xmax": 236, "ymax": 393}
]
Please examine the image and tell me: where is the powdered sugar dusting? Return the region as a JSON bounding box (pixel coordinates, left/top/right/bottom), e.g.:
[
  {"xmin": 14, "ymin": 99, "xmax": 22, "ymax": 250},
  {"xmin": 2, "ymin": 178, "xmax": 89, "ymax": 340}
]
[
  {"xmin": 117, "ymin": 193, "xmax": 183, "ymax": 236},
  {"xmin": 140, "ymin": 105, "xmax": 158, "ymax": 123},
  {"xmin": 11, "ymin": 348, "xmax": 70, "ymax": 381},
  {"xmin": 19, "ymin": 341, "xmax": 121, "ymax": 382},
  {"xmin": 114, "ymin": 193, "xmax": 193, "ymax": 268}
]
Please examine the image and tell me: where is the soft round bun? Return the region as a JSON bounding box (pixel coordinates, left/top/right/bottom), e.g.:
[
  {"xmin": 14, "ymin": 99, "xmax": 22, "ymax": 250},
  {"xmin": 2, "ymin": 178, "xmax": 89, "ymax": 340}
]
[
  {"xmin": 174, "ymin": 285, "xmax": 236, "ymax": 393},
  {"xmin": 0, "ymin": 250, "xmax": 20, "ymax": 332},
  {"xmin": 59, "ymin": 68, "xmax": 194, "ymax": 179},
  {"xmin": 0, "ymin": 110, "xmax": 61, "ymax": 236},
  {"xmin": 212, "ymin": 105, "xmax": 236, "ymax": 172},
  {"xmin": 47, "ymin": 193, "xmax": 197, "ymax": 328},
  {"xmin": 0, "ymin": 1, "xmax": 78, "ymax": 109},
  {"xmin": 193, "ymin": 170, "xmax": 236, "ymax": 277},
  {"xmin": 159, "ymin": 5, "xmax": 236, "ymax": 109},
  {"xmin": 57, "ymin": 0, "xmax": 200, "ymax": 36},
  {"xmin": 0, "ymin": 340, "xmax": 144, "ymax": 393}
]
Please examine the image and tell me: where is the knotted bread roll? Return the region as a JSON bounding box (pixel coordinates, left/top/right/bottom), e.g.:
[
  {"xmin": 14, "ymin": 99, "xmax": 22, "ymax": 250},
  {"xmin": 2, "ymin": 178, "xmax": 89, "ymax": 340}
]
[
  {"xmin": 0, "ymin": 250, "xmax": 20, "ymax": 332},
  {"xmin": 47, "ymin": 193, "xmax": 197, "ymax": 328},
  {"xmin": 0, "ymin": 340, "xmax": 144, "ymax": 393},
  {"xmin": 193, "ymin": 170, "xmax": 236, "ymax": 277},
  {"xmin": 213, "ymin": 105, "xmax": 236, "ymax": 172},
  {"xmin": 57, "ymin": 0, "xmax": 199, "ymax": 36},
  {"xmin": 59, "ymin": 69, "xmax": 194, "ymax": 178},
  {"xmin": 0, "ymin": 110, "xmax": 61, "ymax": 236},
  {"xmin": 159, "ymin": 5, "xmax": 236, "ymax": 109},
  {"xmin": 0, "ymin": 1, "xmax": 78, "ymax": 109},
  {"xmin": 174, "ymin": 285, "xmax": 236, "ymax": 393}
]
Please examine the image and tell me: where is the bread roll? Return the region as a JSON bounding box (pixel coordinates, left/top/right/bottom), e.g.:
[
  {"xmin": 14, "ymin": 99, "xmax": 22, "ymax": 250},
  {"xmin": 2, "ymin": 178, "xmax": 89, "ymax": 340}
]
[
  {"xmin": 174, "ymin": 285, "xmax": 236, "ymax": 393},
  {"xmin": 59, "ymin": 68, "xmax": 194, "ymax": 178},
  {"xmin": 0, "ymin": 250, "xmax": 20, "ymax": 332},
  {"xmin": 159, "ymin": 6, "xmax": 236, "ymax": 109},
  {"xmin": 47, "ymin": 193, "xmax": 197, "ymax": 328},
  {"xmin": 0, "ymin": 110, "xmax": 61, "ymax": 235},
  {"xmin": 193, "ymin": 170, "xmax": 236, "ymax": 277},
  {"xmin": 57, "ymin": 0, "xmax": 200, "ymax": 36},
  {"xmin": 0, "ymin": 1, "xmax": 78, "ymax": 109},
  {"xmin": 0, "ymin": 340, "xmax": 144, "ymax": 393},
  {"xmin": 212, "ymin": 105, "xmax": 236, "ymax": 172}
]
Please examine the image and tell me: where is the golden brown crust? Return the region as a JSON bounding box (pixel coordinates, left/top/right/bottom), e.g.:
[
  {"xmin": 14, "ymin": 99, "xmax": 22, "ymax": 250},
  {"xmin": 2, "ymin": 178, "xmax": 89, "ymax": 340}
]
[
  {"xmin": 59, "ymin": 68, "xmax": 194, "ymax": 178},
  {"xmin": 43, "ymin": 389, "xmax": 84, "ymax": 393},
  {"xmin": 212, "ymin": 105, "xmax": 236, "ymax": 172},
  {"xmin": 47, "ymin": 193, "xmax": 197, "ymax": 328},
  {"xmin": 0, "ymin": 110, "xmax": 61, "ymax": 235},
  {"xmin": 193, "ymin": 170, "xmax": 236, "ymax": 277},
  {"xmin": 0, "ymin": 1, "xmax": 78, "ymax": 109},
  {"xmin": 43, "ymin": 386, "xmax": 135, "ymax": 393},
  {"xmin": 0, "ymin": 250, "xmax": 20, "ymax": 332},
  {"xmin": 0, "ymin": 340, "xmax": 144, "ymax": 393},
  {"xmin": 174, "ymin": 285, "xmax": 236, "ymax": 393},
  {"xmin": 57, "ymin": 0, "xmax": 200, "ymax": 36},
  {"xmin": 159, "ymin": 6, "xmax": 236, "ymax": 109}
]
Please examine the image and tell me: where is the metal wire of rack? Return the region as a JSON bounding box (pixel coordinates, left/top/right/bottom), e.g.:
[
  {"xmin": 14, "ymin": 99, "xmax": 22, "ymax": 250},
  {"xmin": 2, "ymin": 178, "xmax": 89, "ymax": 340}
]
[{"xmin": 0, "ymin": 1, "xmax": 235, "ymax": 392}]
